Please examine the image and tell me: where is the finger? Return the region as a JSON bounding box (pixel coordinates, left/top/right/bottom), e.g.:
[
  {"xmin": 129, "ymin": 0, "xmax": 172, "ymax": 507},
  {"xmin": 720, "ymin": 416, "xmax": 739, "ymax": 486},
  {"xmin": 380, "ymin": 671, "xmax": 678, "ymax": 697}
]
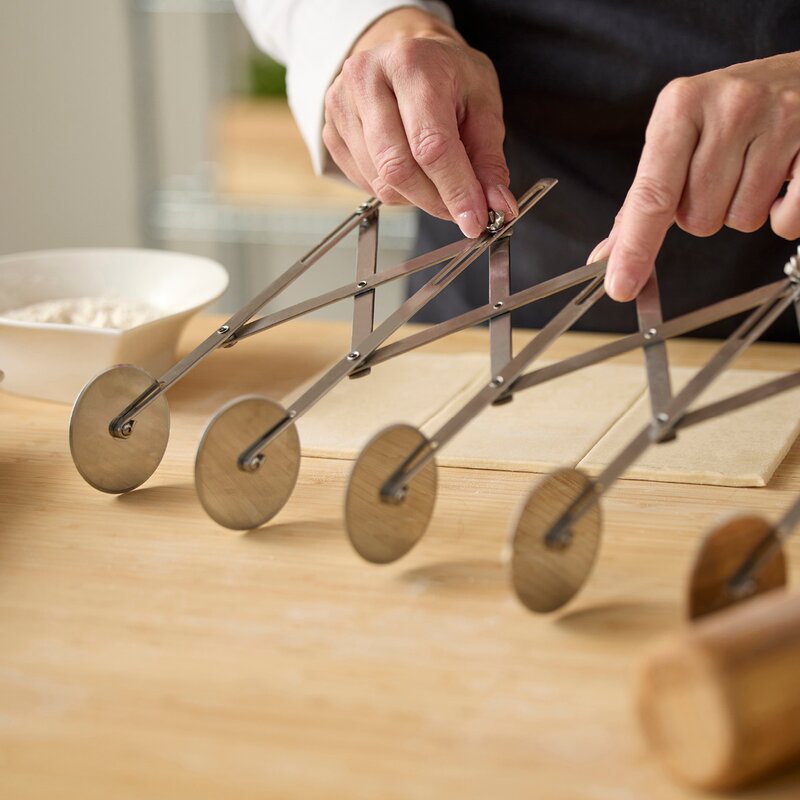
[
  {"xmin": 770, "ymin": 152, "xmax": 800, "ymax": 240},
  {"xmin": 322, "ymin": 117, "xmax": 374, "ymax": 196},
  {"xmin": 588, "ymin": 237, "xmax": 612, "ymax": 265},
  {"xmin": 588, "ymin": 208, "xmax": 624, "ymax": 264},
  {"xmin": 393, "ymin": 76, "xmax": 488, "ymax": 238},
  {"xmin": 727, "ymin": 134, "xmax": 795, "ymax": 233},
  {"xmin": 675, "ymin": 118, "xmax": 750, "ymax": 237},
  {"xmin": 350, "ymin": 70, "xmax": 450, "ymax": 218},
  {"xmin": 606, "ymin": 80, "xmax": 701, "ymax": 301},
  {"xmin": 460, "ymin": 98, "xmax": 518, "ymax": 219}
]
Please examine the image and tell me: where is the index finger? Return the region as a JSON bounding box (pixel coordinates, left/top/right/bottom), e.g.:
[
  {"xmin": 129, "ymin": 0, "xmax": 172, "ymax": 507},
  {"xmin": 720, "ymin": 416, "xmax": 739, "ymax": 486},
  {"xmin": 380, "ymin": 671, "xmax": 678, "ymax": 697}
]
[
  {"xmin": 606, "ymin": 83, "xmax": 701, "ymax": 301},
  {"xmin": 393, "ymin": 78, "xmax": 489, "ymax": 238}
]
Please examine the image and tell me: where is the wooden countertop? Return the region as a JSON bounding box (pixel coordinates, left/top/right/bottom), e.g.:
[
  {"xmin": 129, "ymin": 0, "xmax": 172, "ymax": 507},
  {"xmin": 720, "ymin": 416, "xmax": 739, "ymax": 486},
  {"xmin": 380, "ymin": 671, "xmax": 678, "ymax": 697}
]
[{"xmin": 2, "ymin": 317, "xmax": 799, "ymax": 799}]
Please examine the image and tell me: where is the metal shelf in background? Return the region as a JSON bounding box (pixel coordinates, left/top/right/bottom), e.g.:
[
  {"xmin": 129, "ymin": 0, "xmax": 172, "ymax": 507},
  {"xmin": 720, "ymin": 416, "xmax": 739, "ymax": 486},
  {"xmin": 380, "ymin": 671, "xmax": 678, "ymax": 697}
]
[{"xmin": 151, "ymin": 180, "xmax": 418, "ymax": 247}]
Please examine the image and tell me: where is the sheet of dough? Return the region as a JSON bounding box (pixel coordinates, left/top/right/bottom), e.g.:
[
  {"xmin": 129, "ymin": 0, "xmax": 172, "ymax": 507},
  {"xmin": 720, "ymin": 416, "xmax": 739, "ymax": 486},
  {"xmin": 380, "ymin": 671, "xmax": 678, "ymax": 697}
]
[
  {"xmin": 423, "ymin": 361, "xmax": 646, "ymax": 472},
  {"xmin": 288, "ymin": 353, "xmax": 487, "ymax": 459},
  {"xmin": 578, "ymin": 367, "xmax": 800, "ymax": 487}
]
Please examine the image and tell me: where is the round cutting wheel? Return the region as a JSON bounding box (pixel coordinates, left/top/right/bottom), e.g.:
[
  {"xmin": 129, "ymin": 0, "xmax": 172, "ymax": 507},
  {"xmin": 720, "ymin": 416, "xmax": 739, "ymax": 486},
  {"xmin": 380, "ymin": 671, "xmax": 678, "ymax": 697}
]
[
  {"xmin": 345, "ymin": 424, "xmax": 437, "ymax": 564},
  {"xmin": 687, "ymin": 514, "xmax": 786, "ymax": 620},
  {"xmin": 195, "ymin": 395, "xmax": 300, "ymax": 530},
  {"xmin": 509, "ymin": 468, "xmax": 601, "ymax": 613},
  {"xmin": 69, "ymin": 364, "xmax": 169, "ymax": 493}
]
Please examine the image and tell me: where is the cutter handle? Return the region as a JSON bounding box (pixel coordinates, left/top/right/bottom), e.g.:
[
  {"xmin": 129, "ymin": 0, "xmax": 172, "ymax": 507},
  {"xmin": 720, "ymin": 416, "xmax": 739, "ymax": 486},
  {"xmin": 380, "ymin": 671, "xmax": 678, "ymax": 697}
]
[{"xmin": 637, "ymin": 587, "xmax": 800, "ymax": 791}]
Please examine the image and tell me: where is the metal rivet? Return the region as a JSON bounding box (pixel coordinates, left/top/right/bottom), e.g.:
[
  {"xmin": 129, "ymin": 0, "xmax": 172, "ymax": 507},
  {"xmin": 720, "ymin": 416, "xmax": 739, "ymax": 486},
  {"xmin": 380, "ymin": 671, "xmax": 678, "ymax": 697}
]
[
  {"xmin": 246, "ymin": 454, "xmax": 265, "ymax": 472},
  {"xmin": 120, "ymin": 420, "xmax": 135, "ymax": 437},
  {"xmin": 288, "ymin": 410, "xmax": 297, "ymax": 419},
  {"xmin": 347, "ymin": 351, "xmax": 360, "ymax": 361},
  {"xmin": 656, "ymin": 412, "xmax": 669, "ymax": 423},
  {"xmin": 785, "ymin": 254, "xmax": 799, "ymax": 280},
  {"xmin": 357, "ymin": 280, "xmax": 368, "ymax": 288},
  {"xmin": 490, "ymin": 375, "xmax": 505, "ymax": 388},
  {"xmin": 493, "ymin": 301, "xmax": 504, "ymax": 309},
  {"xmin": 486, "ymin": 210, "xmax": 505, "ymax": 233},
  {"xmin": 217, "ymin": 325, "xmax": 230, "ymax": 335},
  {"xmin": 644, "ymin": 327, "xmax": 657, "ymax": 340}
]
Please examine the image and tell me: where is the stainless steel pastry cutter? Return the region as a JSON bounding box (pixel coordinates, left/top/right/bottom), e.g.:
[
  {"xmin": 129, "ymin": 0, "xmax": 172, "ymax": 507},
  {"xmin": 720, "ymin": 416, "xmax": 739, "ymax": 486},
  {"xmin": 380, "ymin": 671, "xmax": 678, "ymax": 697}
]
[
  {"xmin": 69, "ymin": 179, "xmax": 556, "ymax": 500},
  {"xmin": 686, "ymin": 492, "xmax": 800, "ymax": 620},
  {"xmin": 510, "ymin": 248, "xmax": 800, "ymax": 613},
  {"xmin": 344, "ymin": 261, "xmax": 674, "ymax": 565},
  {"xmin": 193, "ymin": 180, "xmax": 604, "ymax": 529}
]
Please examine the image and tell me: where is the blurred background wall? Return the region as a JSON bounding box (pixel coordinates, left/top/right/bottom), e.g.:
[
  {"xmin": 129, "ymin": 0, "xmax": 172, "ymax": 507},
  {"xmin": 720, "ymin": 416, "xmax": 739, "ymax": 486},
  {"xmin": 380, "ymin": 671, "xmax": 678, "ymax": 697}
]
[
  {"xmin": 0, "ymin": 0, "xmax": 416, "ymax": 318},
  {"xmin": 0, "ymin": 1, "xmax": 140, "ymax": 251}
]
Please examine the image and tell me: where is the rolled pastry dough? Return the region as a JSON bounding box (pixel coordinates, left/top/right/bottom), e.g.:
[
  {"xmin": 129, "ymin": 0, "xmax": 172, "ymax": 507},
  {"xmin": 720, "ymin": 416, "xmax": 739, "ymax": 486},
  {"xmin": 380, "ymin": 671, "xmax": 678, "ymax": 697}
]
[
  {"xmin": 290, "ymin": 353, "xmax": 487, "ymax": 459},
  {"xmin": 425, "ymin": 361, "xmax": 645, "ymax": 473},
  {"xmin": 291, "ymin": 352, "xmax": 800, "ymax": 487},
  {"xmin": 578, "ymin": 367, "xmax": 800, "ymax": 487}
]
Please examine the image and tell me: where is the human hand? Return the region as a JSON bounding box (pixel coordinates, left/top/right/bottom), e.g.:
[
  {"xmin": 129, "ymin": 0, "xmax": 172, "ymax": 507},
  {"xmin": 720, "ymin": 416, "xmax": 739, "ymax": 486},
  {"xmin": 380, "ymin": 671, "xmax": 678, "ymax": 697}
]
[
  {"xmin": 323, "ymin": 8, "xmax": 517, "ymax": 239},
  {"xmin": 598, "ymin": 52, "xmax": 800, "ymax": 301}
]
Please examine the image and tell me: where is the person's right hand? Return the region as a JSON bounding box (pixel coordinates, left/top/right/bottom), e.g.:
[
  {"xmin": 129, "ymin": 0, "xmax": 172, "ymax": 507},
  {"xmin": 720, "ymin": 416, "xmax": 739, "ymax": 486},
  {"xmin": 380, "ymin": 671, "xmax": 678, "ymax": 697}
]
[{"xmin": 323, "ymin": 8, "xmax": 517, "ymax": 239}]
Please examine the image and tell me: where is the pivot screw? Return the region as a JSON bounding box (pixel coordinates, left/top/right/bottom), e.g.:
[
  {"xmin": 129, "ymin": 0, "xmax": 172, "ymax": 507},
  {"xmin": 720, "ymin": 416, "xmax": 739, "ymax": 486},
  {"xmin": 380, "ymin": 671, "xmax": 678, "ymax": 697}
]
[
  {"xmin": 217, "ymin": 325, "xmax": 230, "ymax": 335},
  {"xmin": 785, "ymin": 252, "xmax": 800, "ymax": 281},
  {"xmin": 243, "ymin": 454, "xmax": 265, "ymax": 472},
  {"xmin": 347, "ymin": 351, "xmax": 360, "ymax": 361},
  {"xmin": 120, "ymin": 420, "xmax": 135, "ymax": 437},
  {"xmin": 357, "ymin": 280, "xmax": 368, "ymax": 288},
  {"xmin": 656, "ymin": 412, "xmax": 669, "ymax": 424},
  {"xmin": 644, "ymin": 328, "xmax": 657, "ymax": 340},
  {"xmin": 486, "ymin": 210, "xmax": 505, "ymax": 233},
  {"xmin": 490, "ymin": 375, "xmax": 505, "ymax": 388},
  {"xmin": 493, "ymin": 301, "xmax": 504, "ymax": 309}
]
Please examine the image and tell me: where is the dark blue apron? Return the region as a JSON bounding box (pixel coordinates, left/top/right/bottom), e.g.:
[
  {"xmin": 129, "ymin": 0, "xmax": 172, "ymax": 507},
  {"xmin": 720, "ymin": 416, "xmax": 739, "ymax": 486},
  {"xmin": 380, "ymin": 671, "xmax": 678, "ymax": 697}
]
[{"xmin": 409, "ymin": 0, "xmax": 800, "ymax": 340}]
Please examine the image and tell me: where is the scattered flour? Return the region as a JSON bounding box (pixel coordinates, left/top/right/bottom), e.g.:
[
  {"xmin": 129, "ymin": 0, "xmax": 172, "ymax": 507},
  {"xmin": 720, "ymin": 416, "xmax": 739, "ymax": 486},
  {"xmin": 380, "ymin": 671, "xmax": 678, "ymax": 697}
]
[{"xmin": 1, "ymin": 296, "xmax": 160, "ymax": 330}]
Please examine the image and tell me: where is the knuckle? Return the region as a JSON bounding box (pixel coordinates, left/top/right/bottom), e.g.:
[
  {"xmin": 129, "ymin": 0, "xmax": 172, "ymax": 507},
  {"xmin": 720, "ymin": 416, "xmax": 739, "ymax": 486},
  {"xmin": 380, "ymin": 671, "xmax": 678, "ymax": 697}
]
[
  {"xmin": 340, "ymin": 52, "xmax": 369, "ymax": 83},
  {"xmin": 372, "ymin": 182, "xmax": 404, "ymax": 205},
  {"xmin": 675, "ymin": 207, "xmax": 722, "ymax": 237},
  {"xmin": 614, "ymin": 239, "xmax": 653, "ymax": 271},
  {"xmin": 472, "ymin": 153, "xmax": 510, "ymax": 183},
  {"xmin": 628, "ymin": 176, "xmax": 678, "ymax": 219},
  {"xmin": 409, "ymin": 127, "xmax": 453, "ymax": 169},
  {"xmin": 774, "ymin": 88, "xmax": 800, "ymax": 132},
  {"xmin": 657, "ymin": 76, "xmax": 701, "ymax": 116},
  {"xmin": 725, "ymin": 206, "xmax": 767, "ymax": 233},
  {"xmin": 324, "ymin": 82, "xmax": 345, "ymax": 118},
  {"xmin": 390, "ymin": 38, "xmax": 428, "ymax": 72},
  {"xmin": 771, "ymin": 206, "xmax": 800, "ymax": 240},
  {"xmin": 321, "ymin": 122, "xmax": 340, "ymax": 153},
  {"xmin": 374, "ymin": 146, "xmax": 416, "ymax": 187},
  {"xmin": 771, "ymin": 218, "xmax": 800, "ymax": 240},
  {"xmin": 720, "ymin": 77, "xmax": 766, "ymax": 123}
]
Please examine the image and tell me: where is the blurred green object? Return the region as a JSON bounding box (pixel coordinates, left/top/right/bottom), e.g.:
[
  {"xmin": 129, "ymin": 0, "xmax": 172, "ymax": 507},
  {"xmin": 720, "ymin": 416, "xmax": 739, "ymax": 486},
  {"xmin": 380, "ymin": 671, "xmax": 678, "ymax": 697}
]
[{"xmin": 249, "ymin": 54, "xmax": 287, "ymax": 97}]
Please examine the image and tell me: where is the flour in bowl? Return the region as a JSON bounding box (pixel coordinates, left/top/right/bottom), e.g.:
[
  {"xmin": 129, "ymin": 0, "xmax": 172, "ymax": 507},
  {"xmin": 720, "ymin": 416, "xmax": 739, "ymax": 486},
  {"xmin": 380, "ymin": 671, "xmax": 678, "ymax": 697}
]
[{"xmin": 1, "ymin": 297, "xmax": 160, "ymax": 329}]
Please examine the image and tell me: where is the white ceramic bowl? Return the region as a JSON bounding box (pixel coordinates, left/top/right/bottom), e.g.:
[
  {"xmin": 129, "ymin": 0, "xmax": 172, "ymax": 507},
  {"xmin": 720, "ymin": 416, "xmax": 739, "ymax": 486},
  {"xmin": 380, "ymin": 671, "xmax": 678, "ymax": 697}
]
[{"xmin": 0, "ymin": 248, "xmax": 229, "ymax": 403}]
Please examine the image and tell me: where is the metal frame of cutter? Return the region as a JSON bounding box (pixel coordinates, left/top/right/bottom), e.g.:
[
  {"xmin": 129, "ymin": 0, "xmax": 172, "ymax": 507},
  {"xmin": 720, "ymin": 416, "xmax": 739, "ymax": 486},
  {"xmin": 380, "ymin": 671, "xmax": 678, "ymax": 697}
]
[
  {"xmin": 687, "ymin": 488, "xmax": 800, "ymax": 619},
  {"xmin": 510, "ymin": 249, "xmax": 800, "ymax": 613},
  {"xmin": 71, "ymin": 179, "xmax": 566, "ymax": 495},
  {"xmin": 197, "ymin": 181, "xmax": 626, "ymax": 528},
  {"xmin": 342, "ymin": 261, "xmax": 674, "ymax": 565}
]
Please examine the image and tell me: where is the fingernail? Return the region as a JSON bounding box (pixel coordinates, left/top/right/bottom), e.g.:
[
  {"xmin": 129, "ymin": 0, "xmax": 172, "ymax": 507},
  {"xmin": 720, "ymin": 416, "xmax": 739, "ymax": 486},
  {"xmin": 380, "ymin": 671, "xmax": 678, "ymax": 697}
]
[
  {"xmin": 457, "ymin": 210, "xmax": 483, "ymax": 239},
  {"xmin": 588, "ymin": 237, "xmax": 611, "ymax": 264},
  {"xmin": 606, "ymin": 271, "xmax": 640, "ymax": 302},
  {"xmin": 495, "ymin": 184, "xmax": 519, "ymax": 218}
]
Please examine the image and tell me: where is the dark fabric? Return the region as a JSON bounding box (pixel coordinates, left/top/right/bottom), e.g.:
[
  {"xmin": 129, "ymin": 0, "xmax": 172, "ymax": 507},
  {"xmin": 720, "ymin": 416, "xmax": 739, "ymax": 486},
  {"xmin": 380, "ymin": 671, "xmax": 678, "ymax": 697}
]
[{"xmin": 409, "ymin": 1, "xmax": 800, "ymax": 340}]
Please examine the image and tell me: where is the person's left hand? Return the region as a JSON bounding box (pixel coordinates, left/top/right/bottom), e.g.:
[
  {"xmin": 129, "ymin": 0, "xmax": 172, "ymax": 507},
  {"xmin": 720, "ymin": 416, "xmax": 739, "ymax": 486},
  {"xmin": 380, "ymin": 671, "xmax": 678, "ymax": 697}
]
[{"xmin": 595, "ymin": 51, "xmax": 800, "ymax": 301}]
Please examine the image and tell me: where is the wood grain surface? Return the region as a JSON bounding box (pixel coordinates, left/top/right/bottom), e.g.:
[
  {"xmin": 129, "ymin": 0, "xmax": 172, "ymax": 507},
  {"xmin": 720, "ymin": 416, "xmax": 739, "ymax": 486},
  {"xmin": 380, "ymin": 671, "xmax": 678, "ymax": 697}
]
[{"xmin": 2, "ymin": 316, "xmax": 800, "ymax": 799}]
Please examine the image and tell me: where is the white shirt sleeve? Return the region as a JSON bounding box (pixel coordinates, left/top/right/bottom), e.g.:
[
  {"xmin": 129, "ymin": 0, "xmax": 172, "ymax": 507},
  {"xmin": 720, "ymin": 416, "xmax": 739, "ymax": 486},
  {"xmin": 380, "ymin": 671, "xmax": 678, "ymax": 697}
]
[{"xmin": 234, "ymin": 0, "xmax": 454, "ymax": 174}]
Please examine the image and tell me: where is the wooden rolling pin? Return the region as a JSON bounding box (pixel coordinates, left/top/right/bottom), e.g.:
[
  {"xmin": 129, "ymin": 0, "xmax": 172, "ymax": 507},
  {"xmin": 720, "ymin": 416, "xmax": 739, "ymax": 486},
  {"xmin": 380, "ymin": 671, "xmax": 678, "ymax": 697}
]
[{"xmin": 637, "ymin": 588, "xmax": 800, "ymax": 791}]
